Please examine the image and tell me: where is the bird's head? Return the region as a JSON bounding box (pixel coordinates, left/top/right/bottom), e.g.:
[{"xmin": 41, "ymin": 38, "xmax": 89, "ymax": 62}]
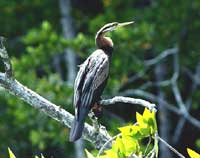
[
  {"xmin": 101, "ymin": 21, "xmax": 134, "ymax": 33},
  {"xmin": 95, "ymin": 21, "xmax": 134, "ymax": 50},
  {"xmin": 96, "ymin": 21, "xmax": 134, "ymax": 37}
]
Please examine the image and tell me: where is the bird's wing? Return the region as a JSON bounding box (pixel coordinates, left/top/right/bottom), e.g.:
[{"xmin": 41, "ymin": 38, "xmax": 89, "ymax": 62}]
[
  {"xmin": 73, "ymin": 59, "xmax": 89, "ymax": 109},
  {"xmin": 81, "ymin": 53, "xmax": 109, "ymax": 107},
  {"xmin": 74, "ymin": 50, "xmax": 109, "ymax": 120}
]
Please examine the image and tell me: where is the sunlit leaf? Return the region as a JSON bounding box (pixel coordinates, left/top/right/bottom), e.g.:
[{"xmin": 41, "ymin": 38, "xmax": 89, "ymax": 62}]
[
  {"xmin": 112, "ymin": 137, "xmax": 125, "ymax": 157},
  {"xmin": 104, "ymin": 149, "xmax": 118, "ymax": 158},
  {"xmin": 136, "ymin": 112, "xmax": 144, "ymax": 126},
  {"xmin": 119, "ymin": 125, "xmax": 134, "ymax": 136},
  {"xmin": 121, "ymin": 135, "xmax": 138, "ymax": 156},
  {"xmin": 85, "ymin": 149, "xmax": 95, "ymax": 158},
  {"xmin": 8, "ymin": 148, "xmax": 16, "ymax": 158},
  {"xmin": 143, "ymin": 108, "xmax": 157, "ymax": 133},
  {"xmin": 187, "ymin": 148, "xmax": 200, "ymax": 158}
]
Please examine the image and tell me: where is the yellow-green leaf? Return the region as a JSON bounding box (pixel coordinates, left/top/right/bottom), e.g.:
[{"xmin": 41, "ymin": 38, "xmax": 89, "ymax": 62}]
[
  {"xmin": 187, "ymin": 148, "xmax": 200, "ymax": 158},
  {"xmin": 85, "ymin": 149, "xmax": 95, "ymax": 158},
  {"xmin": 122, "ymin": 135, "xmax": 138, "ymax": 156},
  {"xmin": 8, "ymin": 148, "xmax": 16, "ymax": 158},
  {"xmin": 131, "ymin": 125, "xmax": 143, "ymax": 139},
  {"xmin": 143, "ymin": 108, "xmax": 157, "ymax": 133},
  {"xmin": 112, "ymin": 137, "xmax": 126, "ymax": 158},
  {"xmin": 104, "ymin": 149, "xmax": 118, "ymax": 158},
  {"xmin": 143, "ymin": 108, "xmax": 154, "ymax": 119},
  {"xmin": 99, "ymin": 155, "xmax": 111, "ymax": 158},
  {"xmin": 119, "ymin": 125, "xmax": 134, "ymax": 136}
]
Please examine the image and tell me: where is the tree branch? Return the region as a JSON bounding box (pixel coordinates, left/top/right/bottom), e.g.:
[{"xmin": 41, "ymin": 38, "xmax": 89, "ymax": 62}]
[
  {"xmin": 173, "ymin": 63, "xmax": 200, "ymax": 144},
  {"xmin": 0, "ymin": 37, "xmax": 13, "ymax": 78},
  {"xmin": 0, "ymin": 72, "xmax": 111, "ymax": 148},
  {"xmin": 100, "ymin": 96, "xmax": 156, "ymax": 112}
]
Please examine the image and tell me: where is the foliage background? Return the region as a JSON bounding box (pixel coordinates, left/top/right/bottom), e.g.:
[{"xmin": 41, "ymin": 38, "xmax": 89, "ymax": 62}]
[{"xmin": 0, "ymin": 0, "xmax": 200, "ymax": 157}]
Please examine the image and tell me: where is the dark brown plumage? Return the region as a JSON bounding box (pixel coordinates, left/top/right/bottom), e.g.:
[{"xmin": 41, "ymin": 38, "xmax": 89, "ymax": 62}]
[{"xmin": 69, "ymin": 21, "xmax": 134, "ymax": 142}]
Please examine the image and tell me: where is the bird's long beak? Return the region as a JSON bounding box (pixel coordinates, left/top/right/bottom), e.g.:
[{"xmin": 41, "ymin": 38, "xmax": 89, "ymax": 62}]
[{"xmin": 118, "ymin": 21, "xmax": 134, "ymax": 27}]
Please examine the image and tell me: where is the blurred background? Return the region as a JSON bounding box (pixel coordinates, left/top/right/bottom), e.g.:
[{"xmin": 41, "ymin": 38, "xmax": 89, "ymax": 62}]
[{"xmin": 0, "ymin": 0, "xmax": 200, "ymax": 157}]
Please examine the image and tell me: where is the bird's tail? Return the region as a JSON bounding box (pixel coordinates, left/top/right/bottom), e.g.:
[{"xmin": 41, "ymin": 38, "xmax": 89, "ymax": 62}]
[
  {"xmin": 70, "ymin": 106, "xmax": 90, "ymax": 142},
  {"xmin": 69, "ymin": 118, "xmax": 84, "ymax": 142}
]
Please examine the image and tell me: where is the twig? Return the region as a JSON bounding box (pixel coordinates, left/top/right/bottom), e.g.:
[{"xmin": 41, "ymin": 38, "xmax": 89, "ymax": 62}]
[
  {"xmin": 143, "ymin": 137, "xmax": 152, "ymax": 156},
  {"xmin": 100, "ymin": 96, "xmax": 156, "ymax": 112},
  {"xmin": 97, "ymin": 133, "xmax": 121, "ymax": 157},
  {"xmin": 139, "ymin": 80, "xmax": 171, "ymax": 90},
  {"xmin": 157, "ymin": 135, "xmax": 185, "ymax": 158},
  {"xmin": 144, "ymin": 48, "xmax": 178, "ymax": 66},
  {"xmin": 173, "ymin": 63, "xmax": 200, "ymax": 144},
  {"xmin": 118, "ymin": 89, "xmax": 180, "ymax": 114}
]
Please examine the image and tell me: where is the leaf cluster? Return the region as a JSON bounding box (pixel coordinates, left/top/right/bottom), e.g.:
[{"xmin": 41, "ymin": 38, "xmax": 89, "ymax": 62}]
[{"xmin": 86, "ymin": 108, "xmax": 158, "ymax": 158}]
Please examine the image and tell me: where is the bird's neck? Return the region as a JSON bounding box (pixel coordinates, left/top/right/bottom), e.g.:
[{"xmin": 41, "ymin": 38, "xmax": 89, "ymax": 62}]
[{"xmin": 96, "ymin": 35, "xmax": 113, "ymax": 56}]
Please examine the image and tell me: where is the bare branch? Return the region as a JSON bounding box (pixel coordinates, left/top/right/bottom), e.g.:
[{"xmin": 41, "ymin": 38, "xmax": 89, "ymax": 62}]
[
  {"xmin": 120, "ymin": 47, "xmax": 178, "ymax": 90},
  {"xmin": 157, "ymin": 135, "xmax": 185, "ymax": 158},
  {"xmin": 100, "ymin": 96, "xmax": 156, "ymax": 112},
  {"xmin": 145, "ymin": 48, "xmax": 178, "ymax": 66},
  {"xmin": 97, "ymin": 133, "xmax": 121, "ymax": 157},
  {"xmin": 172, "ymin": 64, "xmax": 200, "ymax": 144},
  {"xmin": 118, "ymin": 89, "xmax": 180, "ymax": 114},
  {"xmin": 0, "ymin": 73, "xmax": 111, "ymax": 148},
  {"xmin": 0, "ymin": 37, "xmax": 13, "ymax": 78}
]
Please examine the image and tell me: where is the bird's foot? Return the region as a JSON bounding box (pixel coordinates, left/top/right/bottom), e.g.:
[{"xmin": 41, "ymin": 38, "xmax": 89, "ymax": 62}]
[{"xmin": 92, "ymin": 102, "xmax": 103, "ymax": 118}]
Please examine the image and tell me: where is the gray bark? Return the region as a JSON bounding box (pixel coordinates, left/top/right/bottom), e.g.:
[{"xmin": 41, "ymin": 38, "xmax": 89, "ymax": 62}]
[
  {"xmin": 155, "ymin": 63, "xmax": 172, "ymax": 158},
  {"xmin": 59, "ymin": 0, "xmax": 76, "ymax": 85}
]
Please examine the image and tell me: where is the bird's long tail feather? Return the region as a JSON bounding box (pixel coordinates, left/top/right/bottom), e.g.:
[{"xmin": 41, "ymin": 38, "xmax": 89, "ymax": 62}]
[
  {"xmin": 69, "ymin": 118, "xmax": 84, "ymax": 142},
  {"xmin": 69, "ymin": 107, "xmax": 90, "ymax": 142}
]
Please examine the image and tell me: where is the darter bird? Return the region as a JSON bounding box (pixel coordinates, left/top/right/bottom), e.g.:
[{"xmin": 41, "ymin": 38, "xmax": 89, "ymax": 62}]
[{"xmin": 69, "ymin": 21, "xmax": 134, "ymax": 142}]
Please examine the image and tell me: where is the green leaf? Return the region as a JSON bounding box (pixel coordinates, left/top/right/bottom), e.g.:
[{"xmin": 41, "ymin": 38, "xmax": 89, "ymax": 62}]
[
  {"xmin": 8, "ymin": 148, "xmax": 16, "ymax": 158},
  {"xmin": 99, "ymin": 155, "xmax": 110, "ymax": 158},
  {"xmin": 136, "ymin": 112, "xmax": 150, "ymax": 136},
  {"xmin": 85, "ymin": 149, "xmax": 95, "ymax": 158},
  {"xmin": 136, "ymin": 112, "xmax": 144, "ymax": 126},
  {"xmin": 187, "ymin": 148, "xmax": 200, "ymax": 158},
  {"xmin": 112, "ymin": 137, "xmax": 126, "ymax": 157},
  {"xmin": 121, "ymin": 135, "xmax": 138, "ymax": 156},
  {"xmin": 104, "ymin": 149, "xmax": 118, "ymax": 158},
  {"xmin": 119, "ymin": 125, "xmax": 134, "ymax": 136},
  {"xmin": 143, "ymin": 108, "xmax": 157, "ymax": 133}
]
